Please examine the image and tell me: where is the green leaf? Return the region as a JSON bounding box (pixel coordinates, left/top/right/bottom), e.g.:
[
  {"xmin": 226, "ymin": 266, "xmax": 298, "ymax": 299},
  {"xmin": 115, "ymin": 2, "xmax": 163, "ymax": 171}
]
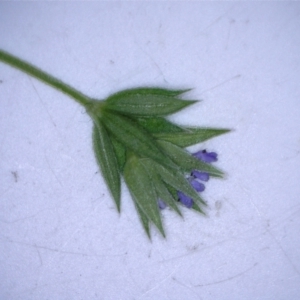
[
  {"xmin": 111, "ymin": 137, "xmax": 126, "ymax": 172},
  {"xmin": 158, "ymin": 140, "xmax": 224, "ymax": 178},
  {"xmin": 151, "ymin": 161, "xmax": 206, "ymax": 206},
  {"xmin": 104, "ymin": 87, "xmax": 196, "ymax": 116},
  {"xmin": 135, "ymin": 202, "xmax": 151, "ymax": 239},
  {"xmin": 124, "ymin": 153, "xmax": 165, "ymax": 237},
  {"xmin": 107, "ymin": 87, "xmax": 191, "ymax": 99},
  {"xmin": 155, "ymin": 182, "xmax": 183, "ymax": 216},
  {"xmin": 155, "ymin": 128, "xmax": 231, "ymax": 147},
  {"xmin": 92, "ymin": 121, "xmax": 121, "ymax": 212},
  {"xmin": 191, "ymin": 200, "xmax": 206, "ymax": 214},
  {"xmin": 143, "ymin": 160, "xmax": 182, "ymax": 216},
  {"xmin": 137, "ymin": 117, "xmax": 185, "ymax": 134},
  {"xmin": 101, "ymin": 111, "xmax": 177, "ymax": 170}
]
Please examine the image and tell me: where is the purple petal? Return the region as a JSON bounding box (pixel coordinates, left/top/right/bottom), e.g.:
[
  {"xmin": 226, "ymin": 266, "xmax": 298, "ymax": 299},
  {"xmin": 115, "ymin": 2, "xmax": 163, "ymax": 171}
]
[
  {"xmin": 177, "ymin": 191, "xmax": 194, "ymax": 208},
  {"xmin": 190, "ymin": 179, "xmax": 205, "ymax": 192},
  {"xmin": 158, "ymin": 199, "xmax": 167, "ymax": 210},
  {"xmin": 192, "ymin": 170, "xmax": 210, "ymax": 182},
  {"xmin": 193, "ymin": 150, "xmax": 218, "ymax": 163}
]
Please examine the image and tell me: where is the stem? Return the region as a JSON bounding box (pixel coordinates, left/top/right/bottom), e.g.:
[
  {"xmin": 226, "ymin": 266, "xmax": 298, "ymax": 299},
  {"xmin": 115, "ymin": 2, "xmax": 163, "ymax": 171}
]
[{"xmin": 0, "ymin": 49, "xmax": 91, "ymax": 107}]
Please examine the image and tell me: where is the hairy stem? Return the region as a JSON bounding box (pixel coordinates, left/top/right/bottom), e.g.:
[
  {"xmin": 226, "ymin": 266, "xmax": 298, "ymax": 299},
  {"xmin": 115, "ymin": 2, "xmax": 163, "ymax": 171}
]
[{"xmin": 0, "ymin": 49, "xmax": 91, "ymax": 107}]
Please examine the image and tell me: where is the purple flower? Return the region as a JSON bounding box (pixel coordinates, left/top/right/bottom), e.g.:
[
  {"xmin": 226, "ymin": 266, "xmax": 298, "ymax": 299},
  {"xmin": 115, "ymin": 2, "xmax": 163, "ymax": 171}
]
[
  {"xmin": 189, "ymin": 178, "xmax": 205, "ymax": 192},
  {"xmin": 177, "ymin": 191, "xmax": 194, "ymax": 208},
  {"xmin": 193, "ymin": 150, "xmax": 218, "ymax": 163},
  {"xmin": 192, "ymin": 170, "xmax": 210, "ymax": 181},
  {"xmin": 158, "ymin": 199, "xmax": 167, "ymax": 210},
  {"xmin": 178, "ymin": 176, "xmax": 206, "ymax": 208}
]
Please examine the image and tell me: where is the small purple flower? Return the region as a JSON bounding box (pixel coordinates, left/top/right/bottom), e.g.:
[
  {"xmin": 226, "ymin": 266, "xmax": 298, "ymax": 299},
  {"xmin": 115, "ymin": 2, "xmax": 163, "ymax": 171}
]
[
  {"xmin": 193, "ymin": 150, "xmax": 218, "ymax": 163},
  {"xmin": 189, "ymin": 178, "xmax": 205, "ymax": 192},
  {"xmin": 158, "ymin": 199, "xmax": 167, "ymax": 210},
  {"xmin": 192, "ymin": 170, "xmax": 210, "ymax": 182},
  {"xmin": 177, "ymin": 191, "xmax": 194, "ymax": 208}
]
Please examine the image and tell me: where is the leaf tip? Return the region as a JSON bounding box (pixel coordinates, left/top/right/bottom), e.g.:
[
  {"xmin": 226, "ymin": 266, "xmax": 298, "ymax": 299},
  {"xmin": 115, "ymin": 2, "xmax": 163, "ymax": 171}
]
[{"xmin": 177, "ymin": 88, "xmax": 193, "ymax": 95}]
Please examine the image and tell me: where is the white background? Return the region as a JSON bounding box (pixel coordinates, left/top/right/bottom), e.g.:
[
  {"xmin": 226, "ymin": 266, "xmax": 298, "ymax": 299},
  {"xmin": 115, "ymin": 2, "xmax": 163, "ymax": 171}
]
[{"xmin": 1, "ymin": 2, "xmax": 300, "ymax": 300}]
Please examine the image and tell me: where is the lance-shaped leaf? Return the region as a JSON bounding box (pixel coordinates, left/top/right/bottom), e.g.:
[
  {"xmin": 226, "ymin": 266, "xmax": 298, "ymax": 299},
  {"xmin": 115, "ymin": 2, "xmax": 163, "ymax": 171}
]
[
  {"xmin": 157, "ymin": 140, "xmax": 224, "ymax": 178},
  {"xmin": 135, "ymin": 202, "xmax": 151, "ymax": 239},
  {"xmin": 101, "ymin": 110, "xmax": 177, "ymax": 170},
  {"xmin": 92, "ymin": 121, "xmax": 121, "ymax": 211},
  {"xmin": 151, "ymin": 161, "xmax": 206, "ymax": 207},
  {"xmin": 109, "ymin": 87, "xmax": 191, "ymax": 99},
  {"xmin": 104, "ymin": 87, "xmax": 196, "ymax": 116},
  {"xmin": 143, "ymin": 159, "xmax": 182, "ymax": 216},
  {"xmin": 111, "ymin": 137, "xmax": 126, "ymax": 172},
  {"xmin": 137, "ymin": 116, "xmax": 185, "ymax": 134},
  {"xmin": 155, "ymin": 128, "xmax": 231, "ymax": 147},
  {"xmin": 124, "ymin": 154, "xmax": 165, "ymax": 237},
  {"xmin": 191, "ymin": 200, "xmax": 207, "ymax": 214},
  {"xmin": 155, "ymin": 181, "xmax": 182, "ymax": 216}
]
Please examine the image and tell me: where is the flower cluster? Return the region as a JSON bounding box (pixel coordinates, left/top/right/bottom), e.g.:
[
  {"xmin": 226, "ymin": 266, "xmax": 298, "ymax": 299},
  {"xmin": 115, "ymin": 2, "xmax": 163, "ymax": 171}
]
[{"xmin": 159, "ymin": 150, "xmax": 218, "ymax": 209}]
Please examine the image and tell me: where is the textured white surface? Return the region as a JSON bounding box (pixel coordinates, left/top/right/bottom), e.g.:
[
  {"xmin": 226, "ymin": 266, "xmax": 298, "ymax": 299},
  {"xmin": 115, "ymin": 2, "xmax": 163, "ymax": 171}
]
[{"xmin": 1, "ymin": 2, "xmax": 300, "ymax": 300}]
